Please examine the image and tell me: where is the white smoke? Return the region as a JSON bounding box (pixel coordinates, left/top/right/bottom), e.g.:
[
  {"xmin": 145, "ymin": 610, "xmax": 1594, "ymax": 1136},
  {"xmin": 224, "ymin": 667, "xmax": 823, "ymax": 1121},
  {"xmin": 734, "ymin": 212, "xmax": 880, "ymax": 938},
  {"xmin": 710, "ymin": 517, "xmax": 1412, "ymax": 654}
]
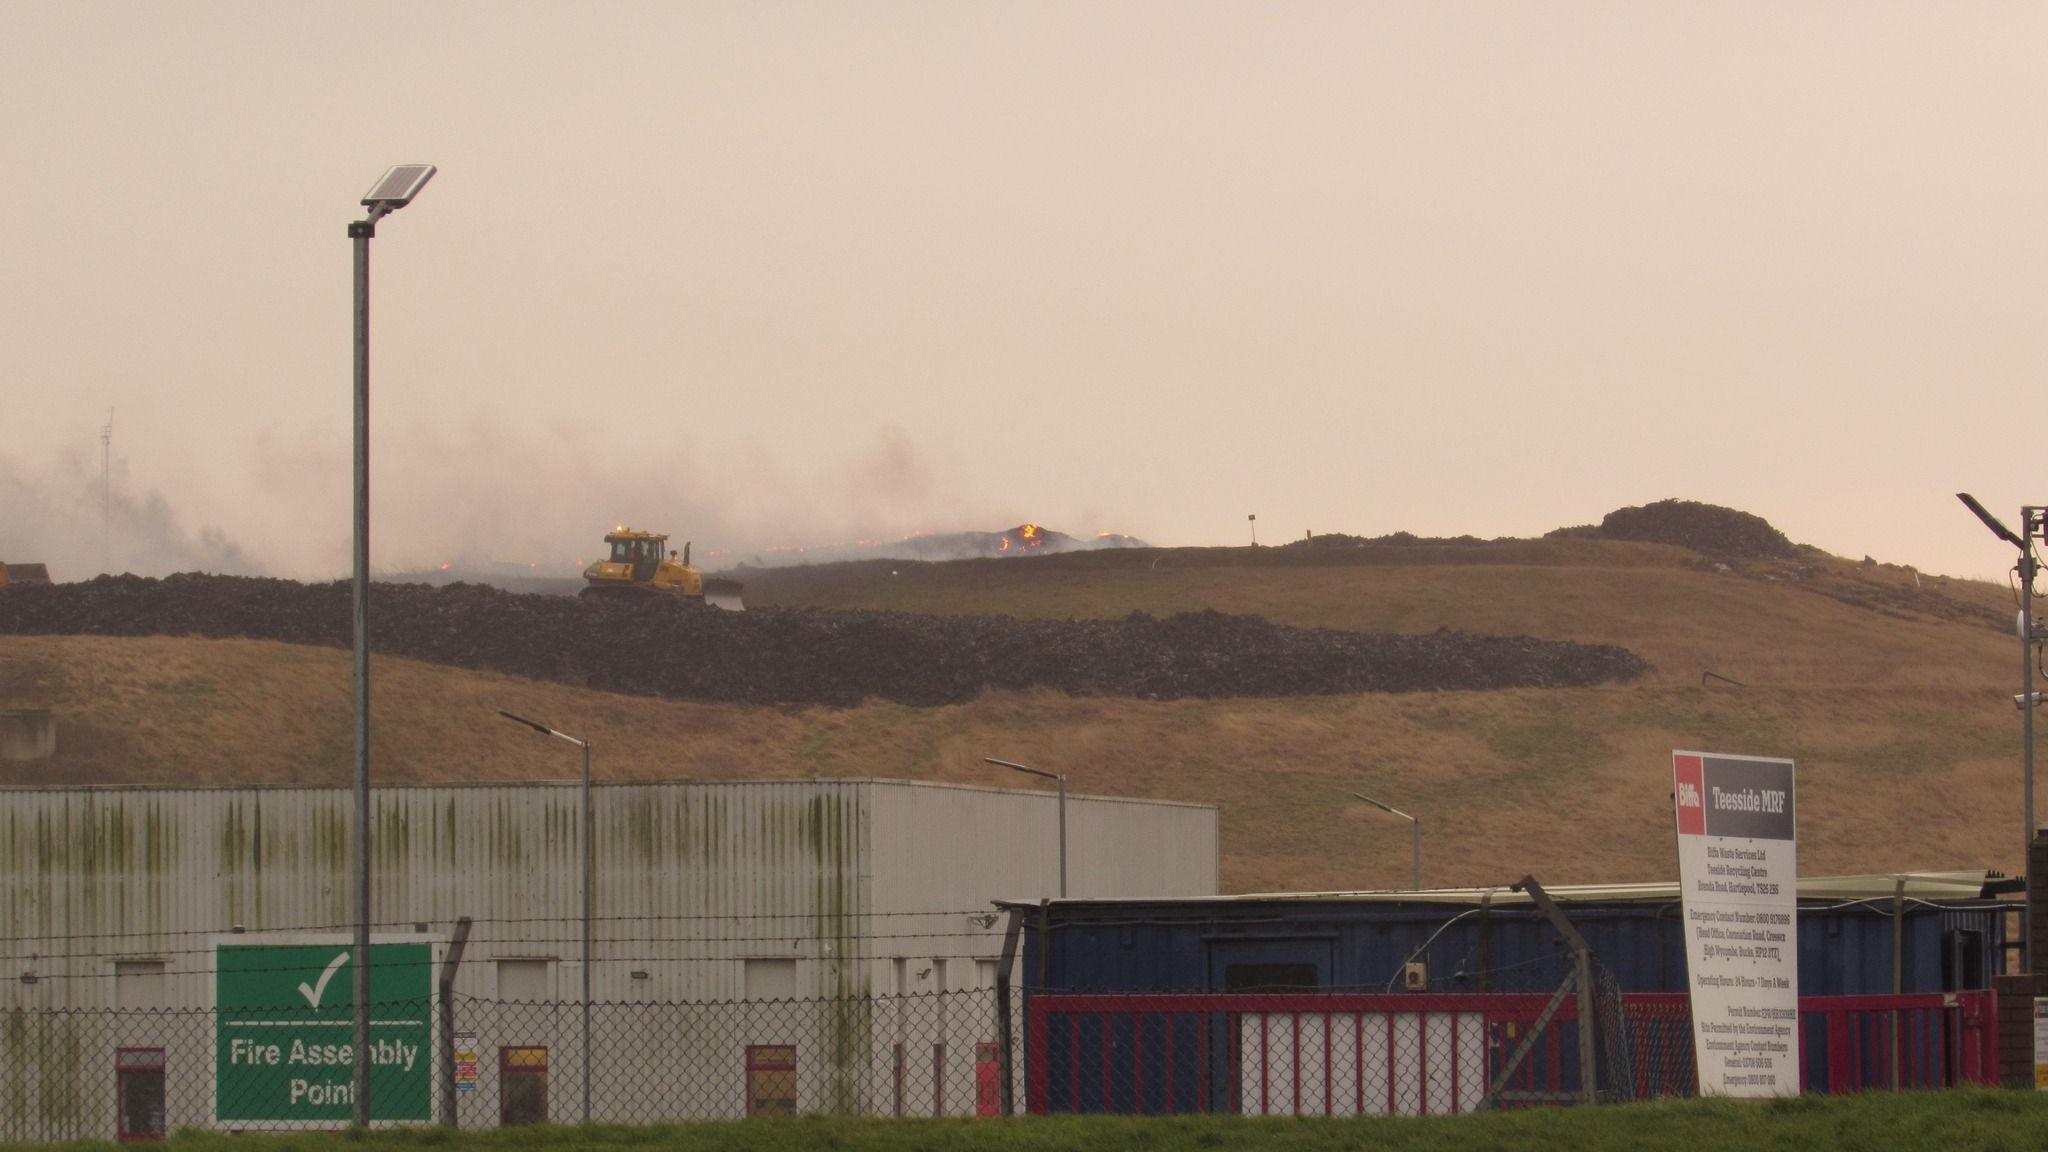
[{"xmin": 0, "ymin": 449, "xmax": 261, "ymax": 579}]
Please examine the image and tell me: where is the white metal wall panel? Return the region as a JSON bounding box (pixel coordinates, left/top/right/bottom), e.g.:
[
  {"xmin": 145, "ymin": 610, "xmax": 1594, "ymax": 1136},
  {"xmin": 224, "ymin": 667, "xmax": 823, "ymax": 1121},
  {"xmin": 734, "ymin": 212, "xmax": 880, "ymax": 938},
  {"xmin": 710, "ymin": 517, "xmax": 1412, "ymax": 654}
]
[
  {"xmin": 0, "ymin": 781, "xmax": 875, "ymax": 1008},
  {"xmin": 865, "ymin": 781, "xmax": 1218, "ymax": 915},
  {"xmin": 0, "ymin": 779, "xmax": 1214, "ymax": 1132},
  {"xmin": 1, "ymin": 780, "xmax": 1213, "ymax": 1007}
]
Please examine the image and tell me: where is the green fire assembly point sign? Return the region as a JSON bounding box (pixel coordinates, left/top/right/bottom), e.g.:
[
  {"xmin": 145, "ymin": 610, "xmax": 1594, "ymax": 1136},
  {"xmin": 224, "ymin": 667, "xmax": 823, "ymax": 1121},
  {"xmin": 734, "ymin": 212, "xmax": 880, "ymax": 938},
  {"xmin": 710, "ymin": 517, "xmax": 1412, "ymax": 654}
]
[{"xmin": 215, "ymin": 941, "xmax": 432, "ymax": 1123}]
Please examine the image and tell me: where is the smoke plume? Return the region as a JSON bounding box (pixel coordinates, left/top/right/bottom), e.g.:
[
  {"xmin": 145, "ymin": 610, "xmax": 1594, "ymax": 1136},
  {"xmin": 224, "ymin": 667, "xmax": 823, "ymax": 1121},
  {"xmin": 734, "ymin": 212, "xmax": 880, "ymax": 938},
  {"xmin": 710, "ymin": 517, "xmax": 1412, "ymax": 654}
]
[{"xmin": 0, "ymin": 450, "xmax": 261, "ymax": 579}]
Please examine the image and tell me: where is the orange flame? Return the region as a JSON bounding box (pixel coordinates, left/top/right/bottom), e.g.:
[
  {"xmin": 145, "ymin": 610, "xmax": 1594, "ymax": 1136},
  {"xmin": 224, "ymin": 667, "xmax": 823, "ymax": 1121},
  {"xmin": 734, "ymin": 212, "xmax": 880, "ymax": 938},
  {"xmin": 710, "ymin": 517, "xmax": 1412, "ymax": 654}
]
[
  {"xmin": 999, "ymin": 537, "xmax": 1011, "ymax": 552},
  {"xmin": 1021, "ymin": 524, "xmax": 1038, "ymax": 539}
]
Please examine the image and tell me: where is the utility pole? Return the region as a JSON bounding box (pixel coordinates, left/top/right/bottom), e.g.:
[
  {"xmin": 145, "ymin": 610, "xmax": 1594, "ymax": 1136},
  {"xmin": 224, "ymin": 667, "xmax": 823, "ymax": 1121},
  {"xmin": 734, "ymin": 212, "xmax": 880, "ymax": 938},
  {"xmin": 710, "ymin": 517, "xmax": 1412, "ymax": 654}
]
[
  {"xmin": 1958, "ymin": 493, "xmax": 2045, "ymax": 973},
  {"xmin": 498, "ymin": 711, "xmax": 594, "ymax": 1122},
  {"xmin": 100, "ymin": 410, "xmax": 112, "ymax": 574},
  {"xmin": 985, "ymin": 758, "xmax": 1068, "ymax": 898}
]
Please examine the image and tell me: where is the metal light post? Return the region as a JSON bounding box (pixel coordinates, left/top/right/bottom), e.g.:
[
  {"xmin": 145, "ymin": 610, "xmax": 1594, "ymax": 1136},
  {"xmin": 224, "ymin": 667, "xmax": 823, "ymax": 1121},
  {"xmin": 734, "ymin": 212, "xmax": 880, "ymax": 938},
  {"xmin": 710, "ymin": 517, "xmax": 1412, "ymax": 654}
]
[
  {"xmin": 1349, "ymin": 791, "xmax": 1421, "ymax": 891},
  {"xmin": 985, "ymin": 757, "xmax": 1067, "ymax": 898},
  {"xmin": 349, "ymin": 164, "xmax": 434, "ymax": 1128},
  {"xmin": 498, "ymin": 711, "xmax": 594, "ymax": 1122},
  {"xmin": 1958, "ymin": 493, "xmax": 2045, "ymax": 972}
]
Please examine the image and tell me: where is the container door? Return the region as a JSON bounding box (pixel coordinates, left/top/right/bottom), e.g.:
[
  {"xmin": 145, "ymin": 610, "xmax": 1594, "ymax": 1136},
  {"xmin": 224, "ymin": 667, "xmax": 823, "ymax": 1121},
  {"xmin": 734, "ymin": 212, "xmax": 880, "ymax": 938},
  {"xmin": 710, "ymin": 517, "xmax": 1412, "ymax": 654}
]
[
  {"xmin": 116, "ymin": 1048, "xmax": 166, "ymax": 1142},
  {"xmin": 1206, "ymin": 940, "xmax": 1334, "ymax": 1113},
  {"xmin": 500, "ymin": 1047, "xmax": 548, "ymax": 1126},
  {"xmin": 746, "ymin": 1045, "xmax": 798, "ymax": 1116}
]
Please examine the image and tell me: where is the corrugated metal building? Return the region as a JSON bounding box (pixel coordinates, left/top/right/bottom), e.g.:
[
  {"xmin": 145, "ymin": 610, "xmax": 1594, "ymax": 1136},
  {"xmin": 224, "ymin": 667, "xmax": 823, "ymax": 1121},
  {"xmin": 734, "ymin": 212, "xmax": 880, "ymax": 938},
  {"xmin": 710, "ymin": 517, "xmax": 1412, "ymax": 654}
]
[
  {"xmin": 1001, "ymin": 877, "xmax": 2016, "ymax": 1114},
  {"xmin": 0, "ymin": 779, "xmax": 1217, "ymax": 1134},
  {"xmin": 1008, "ymin": 872, "xmax": 2014, "ymax": 997}
]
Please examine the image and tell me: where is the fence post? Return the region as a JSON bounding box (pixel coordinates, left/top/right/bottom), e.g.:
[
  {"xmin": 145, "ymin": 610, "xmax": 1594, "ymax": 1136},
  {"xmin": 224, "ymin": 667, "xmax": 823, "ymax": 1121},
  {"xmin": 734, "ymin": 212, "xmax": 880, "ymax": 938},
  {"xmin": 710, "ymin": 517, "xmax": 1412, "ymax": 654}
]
[
  {"xmin": 1477, "ymin": 887, "xmax": 1496, "ymax": 993},
  {"xmin": 1891, "ymin": 878, "xmax": 1904, "ymax": 1090},
  {"xmin": 994, "ymin": 908, "xmax": 1025, "ymax": 1115},
  {"xmin": 438, "ymin": 917, "xmax": 473, "ymax": 1128},
  {"xmin": 1574, "ymin": 951, "xmax": 1598, "ymax": 1102},
  {"xmin": 1514, "ymin": 876, "xmax": 1600, "ymax": 1104}
]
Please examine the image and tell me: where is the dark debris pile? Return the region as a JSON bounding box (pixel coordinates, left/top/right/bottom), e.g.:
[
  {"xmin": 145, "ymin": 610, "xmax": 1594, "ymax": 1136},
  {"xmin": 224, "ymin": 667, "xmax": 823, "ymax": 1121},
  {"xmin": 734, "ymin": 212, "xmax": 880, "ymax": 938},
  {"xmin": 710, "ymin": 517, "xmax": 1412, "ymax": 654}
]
[
  {"xmin": 0, "ymin": 574, "xmax": 1648, "ymax": 706},
  {"xmin": 1590, "ymin": 500, "xmax": 1797, "ymax": 560}
]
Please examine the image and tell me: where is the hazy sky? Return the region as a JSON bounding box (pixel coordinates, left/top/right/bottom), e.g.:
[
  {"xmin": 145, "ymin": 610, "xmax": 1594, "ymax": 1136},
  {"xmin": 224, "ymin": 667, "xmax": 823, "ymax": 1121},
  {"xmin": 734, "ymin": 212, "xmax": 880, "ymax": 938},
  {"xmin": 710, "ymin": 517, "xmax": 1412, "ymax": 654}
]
[{"xmin": 2, "ymin": 2, "xmax": 2042, "ymax": 581}]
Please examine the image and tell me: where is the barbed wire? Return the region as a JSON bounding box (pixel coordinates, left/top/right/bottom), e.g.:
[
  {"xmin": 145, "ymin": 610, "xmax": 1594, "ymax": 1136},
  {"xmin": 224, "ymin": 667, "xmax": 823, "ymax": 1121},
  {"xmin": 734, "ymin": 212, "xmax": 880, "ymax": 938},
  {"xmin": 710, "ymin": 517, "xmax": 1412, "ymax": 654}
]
[
  {"xmin": 8, "ymin": 893, "xmax": 2002, "ymax": 954},
  {"xmin": 0, "ymin": 926, "xmax": 1025, "ymax": 967},
  {"xmin": 9, "ymin": 951, "xmax": 1027, "ymax": 984},
  {"xmin": 0, "ymin": 907, "xmax": 1010, "ymax": 948},
  {"xmin": 0, "ymin": 985, "xmax": 1008, "ymax": 1015}
]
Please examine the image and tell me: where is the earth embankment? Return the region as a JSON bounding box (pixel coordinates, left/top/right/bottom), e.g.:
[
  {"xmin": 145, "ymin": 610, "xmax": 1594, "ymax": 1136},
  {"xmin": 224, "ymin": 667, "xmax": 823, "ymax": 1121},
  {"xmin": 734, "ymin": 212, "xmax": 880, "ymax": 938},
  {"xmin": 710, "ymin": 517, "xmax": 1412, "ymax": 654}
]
[{"xmin": 0, "ymin": 574, "xmax": 1646, "ymax": 706}]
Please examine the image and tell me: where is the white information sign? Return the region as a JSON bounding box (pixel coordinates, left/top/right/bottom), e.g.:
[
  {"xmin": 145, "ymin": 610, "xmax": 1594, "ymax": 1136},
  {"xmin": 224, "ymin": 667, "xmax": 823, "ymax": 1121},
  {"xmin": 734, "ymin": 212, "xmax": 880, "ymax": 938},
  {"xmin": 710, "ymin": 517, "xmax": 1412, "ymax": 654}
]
[
  {"xmin": 2033, "ymin": 1001, "xmax": 2048, "ymax": 1090},
  {"xmin": 1673, "ymin": 751, "xmax": 1798, "ymax": 1097}
]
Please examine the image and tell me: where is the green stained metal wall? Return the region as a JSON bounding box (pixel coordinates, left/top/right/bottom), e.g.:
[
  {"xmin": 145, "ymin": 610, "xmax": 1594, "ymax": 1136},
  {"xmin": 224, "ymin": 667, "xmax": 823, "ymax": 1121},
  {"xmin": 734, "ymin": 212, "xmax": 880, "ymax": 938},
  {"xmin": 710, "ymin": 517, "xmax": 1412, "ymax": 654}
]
[{"xmin": 0, "ymin": 781, "xmax": 875, "ymax": 1010}]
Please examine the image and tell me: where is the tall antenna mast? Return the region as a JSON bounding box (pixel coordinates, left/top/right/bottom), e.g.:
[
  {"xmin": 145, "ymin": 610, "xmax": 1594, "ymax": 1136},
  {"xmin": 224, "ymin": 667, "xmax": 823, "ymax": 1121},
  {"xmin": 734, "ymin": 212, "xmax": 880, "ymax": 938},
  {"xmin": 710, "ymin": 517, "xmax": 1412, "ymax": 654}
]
[{"xmin": 100, "ymin": 409, "xmax": 113, "ymax": 574}]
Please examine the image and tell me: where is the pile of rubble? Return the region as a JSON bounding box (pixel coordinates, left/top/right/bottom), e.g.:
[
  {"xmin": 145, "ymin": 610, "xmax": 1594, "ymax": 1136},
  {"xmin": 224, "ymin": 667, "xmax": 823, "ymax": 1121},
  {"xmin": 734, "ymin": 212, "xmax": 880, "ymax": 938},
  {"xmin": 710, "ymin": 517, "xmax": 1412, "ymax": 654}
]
[
  {"xmin": 1281, "ymin": 501, "xmax": 1799, "ymax": 561},
  {"xmin": 1583, "ymin": 500, "xmax": 1797, "ymax": 560},
  {"xmin": 1280, "ymin": 531, "xmax": 1489, "ymax": 549},
  {"xmin": 0, "ymin": 574, "xmax": 1647, "ymax": 707}
]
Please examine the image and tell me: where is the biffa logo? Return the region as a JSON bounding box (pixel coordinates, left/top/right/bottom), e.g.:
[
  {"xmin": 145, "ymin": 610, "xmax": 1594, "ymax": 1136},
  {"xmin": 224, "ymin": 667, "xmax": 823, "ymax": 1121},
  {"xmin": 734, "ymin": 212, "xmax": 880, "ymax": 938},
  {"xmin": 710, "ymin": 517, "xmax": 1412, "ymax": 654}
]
[{"xmin": 1674, "ymin": 754, "xmax": 1707, "ymax": 836}]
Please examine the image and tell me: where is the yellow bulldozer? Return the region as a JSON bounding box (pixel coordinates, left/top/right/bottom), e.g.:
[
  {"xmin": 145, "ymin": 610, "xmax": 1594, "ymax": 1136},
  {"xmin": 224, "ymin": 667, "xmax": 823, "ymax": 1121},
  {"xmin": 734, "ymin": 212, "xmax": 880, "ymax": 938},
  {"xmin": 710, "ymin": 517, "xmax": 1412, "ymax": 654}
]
[{"xmin": 581, "ymin": 527, "xmax": 744, "ymax": 610}]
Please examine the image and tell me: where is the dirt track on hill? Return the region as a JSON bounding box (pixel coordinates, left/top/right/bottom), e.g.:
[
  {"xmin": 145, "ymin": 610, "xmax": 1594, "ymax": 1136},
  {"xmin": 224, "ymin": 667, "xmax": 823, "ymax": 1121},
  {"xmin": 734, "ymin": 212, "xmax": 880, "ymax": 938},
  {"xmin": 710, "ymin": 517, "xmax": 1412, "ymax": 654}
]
[{"xmin": 0, "ymin": 574, "xmax": 1647, "ymax": 706}]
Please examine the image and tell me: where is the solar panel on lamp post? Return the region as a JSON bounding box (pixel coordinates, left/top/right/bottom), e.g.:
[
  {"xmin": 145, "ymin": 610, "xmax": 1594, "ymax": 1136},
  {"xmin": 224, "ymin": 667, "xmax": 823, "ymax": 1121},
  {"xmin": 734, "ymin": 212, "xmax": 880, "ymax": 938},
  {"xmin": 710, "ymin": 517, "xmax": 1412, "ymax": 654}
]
[
  {"xmin": 1349, "ymin": 791, "xmax": 1421, "ymax": 891},
  {"xmin": 348, "ymin": 165, "xmax": 433, "ymax": 1129},
  {"xmin": 497, "ymin": 710, "xmax": 593, "ymax": 1124},
  {"xmin": 1958, "ymin": 492, "xmax": 2043, "ymax": 973},
  {"xmin": 985, "ymin": 757, "xmax": 1067, "ymax": 898}
]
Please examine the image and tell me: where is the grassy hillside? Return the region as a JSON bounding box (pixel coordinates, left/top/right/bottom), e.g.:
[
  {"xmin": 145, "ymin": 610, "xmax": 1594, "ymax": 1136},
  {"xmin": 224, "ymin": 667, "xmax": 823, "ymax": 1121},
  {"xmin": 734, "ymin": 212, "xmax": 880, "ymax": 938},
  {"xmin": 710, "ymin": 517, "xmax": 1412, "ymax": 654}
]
[{"xmin": 0, "ymin": 537, "xmax": 2029, "ymax": 892}]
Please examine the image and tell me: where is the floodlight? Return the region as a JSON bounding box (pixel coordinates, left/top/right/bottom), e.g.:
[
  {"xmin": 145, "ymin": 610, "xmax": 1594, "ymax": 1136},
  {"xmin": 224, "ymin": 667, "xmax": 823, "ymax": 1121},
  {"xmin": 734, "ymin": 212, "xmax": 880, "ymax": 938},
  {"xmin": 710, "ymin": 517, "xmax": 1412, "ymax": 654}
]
[
  {"xmin": 1957, "ymin": 493, "xmax": 2025, "ymax": 548},
  {"xmin": 361, "ymin": 164, "xmax": 437, "ymax": 209}
]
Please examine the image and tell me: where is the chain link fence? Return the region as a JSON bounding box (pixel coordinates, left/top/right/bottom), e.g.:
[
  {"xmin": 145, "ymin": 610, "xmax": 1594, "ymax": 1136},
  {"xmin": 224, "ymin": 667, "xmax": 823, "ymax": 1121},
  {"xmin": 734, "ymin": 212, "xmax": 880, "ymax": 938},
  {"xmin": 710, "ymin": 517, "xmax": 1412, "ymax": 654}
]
[
  {"xmin": 0, "ymin": 988, "xmax": 1011, "ymax": 1142},
  {"xmin": 1024, "ymin": 987, "xmax": 1645, "ymax": 1115},
  {"xmin": 0, "ymin": 981, "xmax": 1999, "ymax": 1140}
]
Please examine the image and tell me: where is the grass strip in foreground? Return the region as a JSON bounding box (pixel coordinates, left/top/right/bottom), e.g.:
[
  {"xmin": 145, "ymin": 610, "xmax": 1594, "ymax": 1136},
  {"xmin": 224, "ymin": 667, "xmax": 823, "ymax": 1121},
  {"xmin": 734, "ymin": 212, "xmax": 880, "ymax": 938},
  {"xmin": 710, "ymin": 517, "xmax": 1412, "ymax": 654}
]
[{"xmin": 10, "ymin": 1090, "xmax": 2048, "ymax": 1152}]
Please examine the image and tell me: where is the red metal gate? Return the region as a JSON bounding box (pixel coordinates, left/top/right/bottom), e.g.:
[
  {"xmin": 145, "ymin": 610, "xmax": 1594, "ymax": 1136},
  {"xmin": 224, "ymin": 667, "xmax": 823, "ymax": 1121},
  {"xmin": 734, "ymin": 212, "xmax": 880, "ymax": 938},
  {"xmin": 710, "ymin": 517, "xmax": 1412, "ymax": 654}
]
[{"xmin": 1021, "ymin": 990, "xmax": 1996, "ymax": 1115}]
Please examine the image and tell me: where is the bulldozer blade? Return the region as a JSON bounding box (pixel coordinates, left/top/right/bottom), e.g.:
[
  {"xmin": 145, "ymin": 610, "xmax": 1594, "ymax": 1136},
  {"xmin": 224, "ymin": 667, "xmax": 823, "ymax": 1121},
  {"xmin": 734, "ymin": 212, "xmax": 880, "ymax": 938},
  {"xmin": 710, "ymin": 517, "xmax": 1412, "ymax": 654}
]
[{"xmin": 702, "ymin": 577, "xmax": 746, "ymax": 612}]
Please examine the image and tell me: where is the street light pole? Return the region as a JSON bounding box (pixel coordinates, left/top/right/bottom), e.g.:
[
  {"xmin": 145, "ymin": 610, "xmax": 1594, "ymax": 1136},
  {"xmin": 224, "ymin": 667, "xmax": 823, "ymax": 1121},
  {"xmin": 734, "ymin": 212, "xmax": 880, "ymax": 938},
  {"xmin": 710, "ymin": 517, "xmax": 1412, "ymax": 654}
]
[
  {"xmin": 499, "ymin": 710, "xmax": 593, "ymax": 1122},
  {"xmin": 985, "ymin": 758, "xmax": 1067, "ymax": 898},
  {"xmin": 349, "ymin": 164, "xmax": 434, "ymax": 1129},
  {"xmin": 579, "ymin": 738, "xmax": 591, "ymax": 1124},
  {"xmin": 1348, "ymin": 791, "xmax": 1421, "ymax": 891},
  {"xmin": 1958, "ymin": 493, "xmax": 2044, "ymax": 974},
  {"xmin": 348, "ymin": 199, "xmax": 373, "ymax": 1133},
  {"xmin": 2026, "ymin": 528, "xmax": 2037, "ymax": 891}
]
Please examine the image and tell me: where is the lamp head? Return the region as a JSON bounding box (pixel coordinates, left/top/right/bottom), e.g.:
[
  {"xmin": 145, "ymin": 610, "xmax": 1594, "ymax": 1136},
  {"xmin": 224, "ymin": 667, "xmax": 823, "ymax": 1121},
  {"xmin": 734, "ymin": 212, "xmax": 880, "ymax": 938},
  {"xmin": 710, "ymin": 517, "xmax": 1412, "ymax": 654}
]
[
  {"xmin": 1957, "ymin": 493, "xmax": 2025, "ymax": 548},
  {"xmin": 362, "ymin": 165, "xmax": 437, "ymax": 210}
]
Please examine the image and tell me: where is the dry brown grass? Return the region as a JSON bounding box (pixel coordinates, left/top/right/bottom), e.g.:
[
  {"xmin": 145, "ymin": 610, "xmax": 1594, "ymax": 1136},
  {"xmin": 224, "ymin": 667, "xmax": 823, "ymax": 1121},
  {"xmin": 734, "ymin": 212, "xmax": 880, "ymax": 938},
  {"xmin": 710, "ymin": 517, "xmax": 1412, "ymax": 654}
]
[{"xmin": 0, "ymin": 540, "xmax": 2029, "ymax": 892}]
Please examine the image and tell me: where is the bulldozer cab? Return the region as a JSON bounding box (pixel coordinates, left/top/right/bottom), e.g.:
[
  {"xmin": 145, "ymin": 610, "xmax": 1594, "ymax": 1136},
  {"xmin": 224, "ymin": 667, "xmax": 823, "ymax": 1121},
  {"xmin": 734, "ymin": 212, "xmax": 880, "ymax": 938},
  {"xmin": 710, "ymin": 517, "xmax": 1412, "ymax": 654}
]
[{"xmin": 608, "ymin": 535, "xmax": 666, "ymax": 581}]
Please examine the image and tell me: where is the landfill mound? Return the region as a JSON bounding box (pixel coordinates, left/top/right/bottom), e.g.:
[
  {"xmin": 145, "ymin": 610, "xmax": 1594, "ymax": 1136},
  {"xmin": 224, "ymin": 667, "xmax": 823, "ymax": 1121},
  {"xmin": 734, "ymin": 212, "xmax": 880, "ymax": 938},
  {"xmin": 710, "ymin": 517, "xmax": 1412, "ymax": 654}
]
[
  {"xmin": 0, "ymin": 574, "xmax": 1647, "ymax": 707},
  {"xmin": 1585, "ymin": 500, "xmax": 1797, "ymax": 560},
  {"xmin": 1279, "ymin": 531, "xmax": 1490, "ymax": 549}
]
